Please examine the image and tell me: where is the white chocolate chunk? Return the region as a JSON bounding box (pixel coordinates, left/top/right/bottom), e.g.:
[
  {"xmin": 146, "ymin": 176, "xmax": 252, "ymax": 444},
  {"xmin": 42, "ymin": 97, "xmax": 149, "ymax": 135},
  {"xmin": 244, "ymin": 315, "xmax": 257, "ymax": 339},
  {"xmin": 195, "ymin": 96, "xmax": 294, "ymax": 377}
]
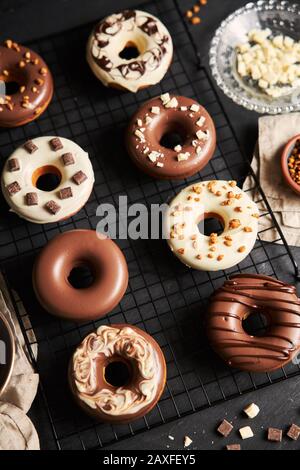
[
  {"xmin": 196, "ymin": 146, "xmax": 202, "ymax": 155},
  {"xmin": 151, "ymin": 106, "xmax": 160, "ymax": 115},
  {"xmin": 183, "ymin": 436, "xmax": 193, "ymax": 448},
  {"xmin": 156, "ymin": 162, "xmax": 164, "ymax": 167},
  {"xmin": 145, "ymin": 116, "xmax": 153, "ymax": 124},
  {"xmin": 196, "ymin": 129, "xmax": 209, "ymax": 140},
  {"xmin": 165, "ymin": 97, "xmax": 178, "ymax": 108},
  {"xmin": 134, "ymin": 129, "xmax": 145, "ymax": 141},
  {"xmin": 174, "ymin": 144, "xmax": 182, "ymax": 152},
  {"xmin": 239, "ymin": 426, "xmax": 254, "ymax": 440},
  {"xmin": 190, "ymin": 104, "xmax": 200, "ymax": 112},
  {"xmin": 196, "ymin": 116, "xmax": 206, "ymax": 127},
  {"xmin": 177, "ymin": 152, "xmax": 190, "ymax": 161},
  {"xmin": 243, "ymin": 403, "xmax": 260, "ymax": 419},
  {"xmin": 136, "ymin": 119, "xmax": 143, "ymax": 126},
  {"xmin": 180, "ymin": 106, "xmax": 188, "ymax": 111},
  {"xmin": 160, "ymin": 92, "xmax": 171, "ymax": 104}
]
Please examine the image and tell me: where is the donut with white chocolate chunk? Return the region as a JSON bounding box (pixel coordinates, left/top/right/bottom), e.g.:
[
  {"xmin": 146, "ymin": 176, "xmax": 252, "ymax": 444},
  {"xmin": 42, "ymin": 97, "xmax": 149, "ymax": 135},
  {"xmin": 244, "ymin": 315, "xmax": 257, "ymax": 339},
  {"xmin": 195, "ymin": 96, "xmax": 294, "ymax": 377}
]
[{"xmin": 126, "ymin": 94, "xmax": 216, "ymax": 179}]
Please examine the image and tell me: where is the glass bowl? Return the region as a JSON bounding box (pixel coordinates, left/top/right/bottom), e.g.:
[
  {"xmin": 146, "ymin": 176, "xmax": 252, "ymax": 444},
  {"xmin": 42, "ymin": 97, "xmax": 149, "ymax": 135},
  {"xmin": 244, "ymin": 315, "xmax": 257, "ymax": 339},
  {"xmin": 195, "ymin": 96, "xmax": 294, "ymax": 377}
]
[{"xmin": 209, "ymin": 0, "xmax": 300, "ymax": 114}]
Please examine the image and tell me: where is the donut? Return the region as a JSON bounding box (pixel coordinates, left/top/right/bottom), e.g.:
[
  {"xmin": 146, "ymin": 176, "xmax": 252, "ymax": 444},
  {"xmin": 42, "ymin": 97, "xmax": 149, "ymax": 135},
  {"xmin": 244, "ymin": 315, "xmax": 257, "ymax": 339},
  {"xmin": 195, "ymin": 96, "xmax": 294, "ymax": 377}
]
[
  {"xmin": 1, "ymin": 136, "xmax": 94, "ymax": 224},
  {"xmin": 0, "ymin": 311, "xmax": 15, "ymax": 398},
  {"xmin": 86, "ymin": 10, "xmax": 173, "ymax": 92},
  {"xmin": 206, "ymin": 274, "xmax": 300, "ymax": 372},
  {"xmin": 164, "ymin": 180, "xmax": 259, "ymax": 271},
  {"xmin": 126, "ymin": 94, "xmax": 216, "ymax": 179},
  {"xmin": 68, "ymin": 324, "xmax": 166, "ymax": 423},
  {"xmin": 33, "ymin": 230, "xmax": 128, "ymax": 322},
  {"xmin": 0, "ymin": 39, "xmax": 53, "ymax": 127}
]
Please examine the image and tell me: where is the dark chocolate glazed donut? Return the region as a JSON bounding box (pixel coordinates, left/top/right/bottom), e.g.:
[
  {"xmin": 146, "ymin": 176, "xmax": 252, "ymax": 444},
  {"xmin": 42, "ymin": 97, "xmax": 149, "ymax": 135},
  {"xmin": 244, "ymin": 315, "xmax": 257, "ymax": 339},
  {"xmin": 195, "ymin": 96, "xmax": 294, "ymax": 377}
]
[
  {"xmin": 33, "ymin": 230, "xmax": 128, "ymax": 322},
  {"xmin": 206, "ymin": 274, "xmax": 300, "ymax": 373},
  {"xmin": 0, "ymin": 40, "xmax": 53, "ymax": 127},
  {"xmin": 69, "ymin": 324, "xmax": 167, "ymax": 423},
  {"xmin": 126, "ymin": 94, "xmax": 216, "ymax": 180}
]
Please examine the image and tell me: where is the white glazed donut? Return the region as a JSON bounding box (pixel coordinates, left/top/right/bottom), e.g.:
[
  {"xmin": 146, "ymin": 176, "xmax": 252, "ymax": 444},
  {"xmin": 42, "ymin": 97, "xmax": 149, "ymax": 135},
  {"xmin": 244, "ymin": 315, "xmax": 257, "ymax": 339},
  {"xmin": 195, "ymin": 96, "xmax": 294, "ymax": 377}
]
[
  {"xmin": 165, "ymin": 180, "xmax": 259, "ymax": 271},
  {"xmin": 1, "ymin": 136, "xmax": 94, "ymax": 224},
  {"xmin": 87, "ymin": 10, "xmax": 173, "ymax": 93}
]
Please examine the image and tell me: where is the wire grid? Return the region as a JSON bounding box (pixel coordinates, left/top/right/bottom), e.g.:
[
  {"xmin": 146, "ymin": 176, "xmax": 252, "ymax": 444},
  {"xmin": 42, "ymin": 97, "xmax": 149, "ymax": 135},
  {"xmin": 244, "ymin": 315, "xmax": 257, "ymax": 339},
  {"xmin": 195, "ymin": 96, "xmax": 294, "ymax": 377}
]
[{"xmin": 1, "ymin": 0, "xmax": 300, "ymax": 450}]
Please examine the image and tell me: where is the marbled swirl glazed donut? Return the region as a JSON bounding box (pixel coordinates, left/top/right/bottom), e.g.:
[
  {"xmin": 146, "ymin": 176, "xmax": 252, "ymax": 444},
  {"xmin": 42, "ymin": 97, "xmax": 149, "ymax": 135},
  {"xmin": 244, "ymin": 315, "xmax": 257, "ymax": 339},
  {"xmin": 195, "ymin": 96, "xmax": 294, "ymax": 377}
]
[
  {"xmin": 87, "ymin": 10, "xmax": 173, "ymax": 92},
  {"xmin": 0, "ymin": 40, "xmax": 53, "ymax": 127},
  {"xmin": 207, "ymin": 274, "xmax": 300, "ymax": 372},
  {"xmin": 69, "ymin": 324, "xmax": 166, "ymax": 423}
]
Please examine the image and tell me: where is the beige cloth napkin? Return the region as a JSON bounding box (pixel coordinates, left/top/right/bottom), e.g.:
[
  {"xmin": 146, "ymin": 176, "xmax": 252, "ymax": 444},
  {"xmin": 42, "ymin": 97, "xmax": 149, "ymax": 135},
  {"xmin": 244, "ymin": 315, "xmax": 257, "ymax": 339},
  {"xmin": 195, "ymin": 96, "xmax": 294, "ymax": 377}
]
[
  {"xmin": 0, "ymin": 273, "xmax": 39, "ymax": 450},
  {"xmin": 244, "ymin": 113, "xmax": 300, "ymax": 246}
]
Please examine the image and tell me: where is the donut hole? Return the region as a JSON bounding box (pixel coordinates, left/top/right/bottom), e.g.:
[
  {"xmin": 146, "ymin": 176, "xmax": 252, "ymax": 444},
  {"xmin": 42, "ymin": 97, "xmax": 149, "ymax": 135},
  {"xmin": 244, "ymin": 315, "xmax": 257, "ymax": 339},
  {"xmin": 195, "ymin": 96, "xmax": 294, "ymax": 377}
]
[
  {"xmin": 119, "ymin": 42, "xmax": 140, "ymax": 60},
  {"xmin": 242, "ymin": 311, "xmax": 269, "ymax": 337},
  {"xmin": 198, "ymin": 212, "xmax": 224, "ymax": 236},
  {"xmin": 68, "ymin": 264, "xmax": 94, "ymax": 289},
  {"xmin": 159, "ymin": 122, "xmax": 187, "ymax": 150},
  {"xmin": 2, "ymin": 80, "xmax": 20, "ymax": 96},
  {"xmin": 32, "ymin": 165, "xmax": 62, "ymax": 192},
  {"xmin": 104, "ymin": 359, "xmax": 132, "ymax": 387}
]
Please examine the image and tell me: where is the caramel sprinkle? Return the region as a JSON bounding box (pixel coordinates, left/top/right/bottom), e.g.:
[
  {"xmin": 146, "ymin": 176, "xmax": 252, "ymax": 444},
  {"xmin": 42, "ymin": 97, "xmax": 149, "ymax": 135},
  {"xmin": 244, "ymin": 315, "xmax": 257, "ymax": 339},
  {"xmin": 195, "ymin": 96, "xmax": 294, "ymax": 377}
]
[
  {"xmin": 238, "ymin": 246, "xmax": 246, "ymax": 253},
  {"xmin": 244, "ymin": 226, "xmax": 253, "ymax": 232}
]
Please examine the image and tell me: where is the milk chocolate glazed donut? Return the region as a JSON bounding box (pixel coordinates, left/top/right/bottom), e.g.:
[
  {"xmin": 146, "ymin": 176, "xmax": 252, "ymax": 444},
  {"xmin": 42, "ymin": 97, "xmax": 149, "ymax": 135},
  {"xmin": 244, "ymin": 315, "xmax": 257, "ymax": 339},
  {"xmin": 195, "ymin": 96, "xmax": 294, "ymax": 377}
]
[
  {"xmin": 206, "ymin": 274, "xmax": 300, "ymax": 373},
  {"xmin": 0, "ymin": 40, "xmax": 53, "ymax": 127},
  {"xmin": 33, "ymin": 230, "xmax": 128, "ymax": 322}
]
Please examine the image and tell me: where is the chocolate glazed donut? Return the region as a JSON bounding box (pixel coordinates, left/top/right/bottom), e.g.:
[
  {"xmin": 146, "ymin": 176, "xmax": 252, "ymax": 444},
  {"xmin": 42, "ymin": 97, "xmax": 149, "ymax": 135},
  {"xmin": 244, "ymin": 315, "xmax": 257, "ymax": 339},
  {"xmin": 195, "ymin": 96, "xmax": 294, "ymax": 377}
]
[
  {"xmin": 126, "ymin": 94, "xmax": 216, "ymax": 180},
  {"xmin": 0, "ymin": 40, "xmax": 53, "ymax": 127},
  {"xmin": 206, "ymin": 274, "xmax": 300, "ymax": 373},
  {"xmin": 33, "ymin": 230, "xmax": 128, "ymax": 322}
]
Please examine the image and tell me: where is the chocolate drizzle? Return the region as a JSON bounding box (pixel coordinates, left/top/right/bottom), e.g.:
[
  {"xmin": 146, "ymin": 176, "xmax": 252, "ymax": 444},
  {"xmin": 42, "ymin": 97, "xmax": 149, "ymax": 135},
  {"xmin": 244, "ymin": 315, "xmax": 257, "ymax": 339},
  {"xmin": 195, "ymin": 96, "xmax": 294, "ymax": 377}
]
[{"xmin": 206, "ymin": 274, "xmax": 300, "ymax": 373}]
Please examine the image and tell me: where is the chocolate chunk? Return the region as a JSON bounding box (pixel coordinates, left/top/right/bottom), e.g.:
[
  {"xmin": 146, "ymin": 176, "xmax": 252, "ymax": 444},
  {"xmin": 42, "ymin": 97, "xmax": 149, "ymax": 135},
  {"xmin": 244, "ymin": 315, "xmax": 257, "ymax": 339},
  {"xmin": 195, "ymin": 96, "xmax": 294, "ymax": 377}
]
[
  {"xmin": 45, "ymin": 200, "xmax": 61, "ymax": 214},
  {"xmin": 287, "ymin": 424, "xmax": 300, "ymax": 441},
  {"xmin": 267, "ymin": 428, "xmax": 282, "ymax": 442},
  {"xmin": 217, "ymin": 420, "xmax": 233, "ymax": 437},
  {"xmin": 8, "ymin": 158, "xmax": 20, "ymax": 172},
  {"xmin": 24, "ymin": 140, "xmax": 38, "ymax": 154},
  {"xmin": 7, "ymin": 181, "xmax": 21, "ymax": 195},
  {"xmin": 25, "ymin": 192, "xmax": 38, "ymax": 206},
  {"xmin": 62, "ymin": 152, "xmax": 75, "ymax": 166},
  {"xmin": 59, "ymin": 187, "xmax": 73, "ymax": 199},
  {"xmin": 72, "ymin": 170, "xmax": 87, "ymax": 185},
  {"xmin": 226, "ymin": 444, "xmax": 241, "ymax": 451},
  {"xmin": 50, "ymin": 137, "xmax": 63, "ymax": 151}
]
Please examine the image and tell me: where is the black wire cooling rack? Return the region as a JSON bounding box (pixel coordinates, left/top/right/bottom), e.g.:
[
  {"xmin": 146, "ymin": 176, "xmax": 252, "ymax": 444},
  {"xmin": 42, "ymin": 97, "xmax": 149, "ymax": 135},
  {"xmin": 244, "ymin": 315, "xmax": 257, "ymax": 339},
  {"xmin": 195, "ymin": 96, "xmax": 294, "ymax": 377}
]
[{"xmin": 1, "ymin": 0, "xmax": 300, "ymax": 450}]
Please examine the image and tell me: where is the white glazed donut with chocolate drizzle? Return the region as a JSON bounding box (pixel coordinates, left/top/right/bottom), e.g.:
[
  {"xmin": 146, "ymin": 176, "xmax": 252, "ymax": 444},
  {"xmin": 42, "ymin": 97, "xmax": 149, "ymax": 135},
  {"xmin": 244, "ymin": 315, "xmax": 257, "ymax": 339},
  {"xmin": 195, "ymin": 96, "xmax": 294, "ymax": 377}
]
[
  {"xmin": 69, "ymin": 324, "xmax": 167, "ymax": 423},
  {"xmin": 87, "ymin": 10, "xmax": 173, "ymax": 92},
  {"xmin": 1, "ymin": 136, "xmax": 94, "ymax": 224},
  {"xmin": 165, "ymin": 180, "xmax": 259, "ymax": 271}
]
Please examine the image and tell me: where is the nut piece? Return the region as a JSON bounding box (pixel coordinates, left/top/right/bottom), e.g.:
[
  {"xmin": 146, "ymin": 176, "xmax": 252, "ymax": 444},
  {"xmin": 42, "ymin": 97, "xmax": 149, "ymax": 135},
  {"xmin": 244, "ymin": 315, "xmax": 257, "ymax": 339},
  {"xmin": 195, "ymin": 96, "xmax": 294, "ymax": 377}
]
[
  {"xmin": 229, "ymin": 219, "xmax": 241, "ymax": 229},
  {"xmin": 226, "ymin": 444, "xmax": 241, "ymax": 451},
  {"xmin": 239, "ymin": 426, "xmax": 254, "ymax": 440},
  {"xmin": 183, "ymin": 436, "xmax": 193, "ymax": 448},
  {"xmin": 217, "ymin": 419, "xmax": 233, "ymax": 437},
  {"xmin": 287, "ymin": 424, "xmax": 300, "ymax": 441},
  {"xmin": 243, "ymin": 403, "xmax": 260, "ymax": 419},
  {"xmin": 267, "ymin": 428, "xmax": 282, "ymax": 442}
]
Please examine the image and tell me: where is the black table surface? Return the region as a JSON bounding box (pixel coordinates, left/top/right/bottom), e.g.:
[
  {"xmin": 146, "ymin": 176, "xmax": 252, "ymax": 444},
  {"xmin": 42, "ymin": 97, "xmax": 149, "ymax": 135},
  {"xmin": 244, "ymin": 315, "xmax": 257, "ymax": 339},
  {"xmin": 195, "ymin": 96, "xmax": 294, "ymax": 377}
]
[{"xmin": 1, "ymin": 0, "xmax": 300, "ymax": 451}]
